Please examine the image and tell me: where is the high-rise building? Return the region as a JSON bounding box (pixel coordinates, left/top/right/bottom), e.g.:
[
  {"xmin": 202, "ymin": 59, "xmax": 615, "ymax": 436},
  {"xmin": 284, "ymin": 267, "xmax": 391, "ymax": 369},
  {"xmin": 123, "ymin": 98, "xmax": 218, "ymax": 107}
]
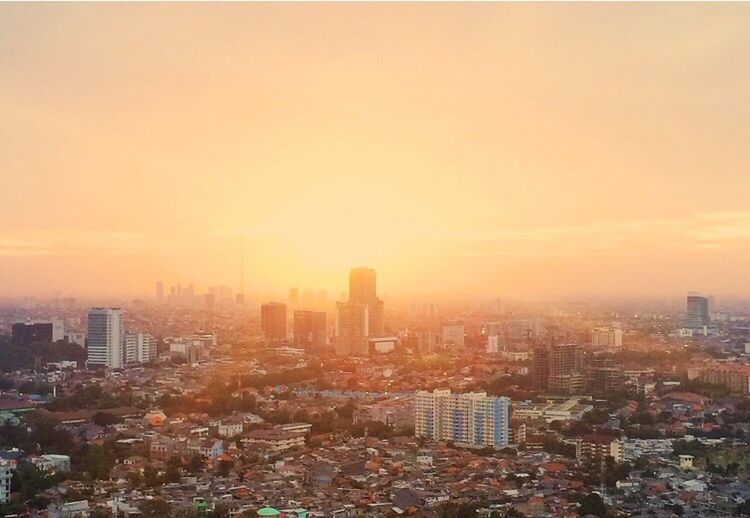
[
  {"xmin": 591, "ymin": 326, "xmax": 623, "ymax": 348},
  {"xmin": 686, "ymin": 295, "xmax": 710, "ymax": 328},
  {"xmin": 348, "ymin": 267, "xmax": 384, "ymax": 336},
  {"xmin": 335, "ymin": 302, "xmax": 368, "ymax": 356},
  {"xmin": 349, "ymin": 267, "xmax": 377, "ymax": 305},
  {"xmin": 441, "ymin": 321, "xmax": 465, "ymax": 348},
  {"xmin": 335, "ymin": 267, "xmax": 385, "ymax": 356},
  {"xmin": 293, "ymin": 310, "xmax": 326, "ymax": 350},
  {"xmin": 125, "ymin": 333, "xmax": 157, "ymax": 365},
  {"xmin": 414, "ymin": 389, "xmax": 510, "ymax": 449},
  {"xmin": 288, "ymin": 288, "xmax": 299, "ymax": 306},
  {"xmin": 261, "ymin": 302, "xmax": 287, "ymax": 342},
  {"xmin": 504, "ymin": 317, "xmax": 547, "ymax": 342},
  {"xmin": 531, "ymin": 345, "xmax": 550, "ymax": 390},
  {"xmin": 548, "ymin": 343, "xmax": 585, "ymax": 394},
  {"xmin": 86, "ymin": 308, "xmax": 124, "ymax": 369},
  {"xmin": 156, "ymin": 281, "xmax": 164, "ymax": 301},
  {"xmin": 11, "ymin": 318, "xmax": 64, "ymax": 346}
]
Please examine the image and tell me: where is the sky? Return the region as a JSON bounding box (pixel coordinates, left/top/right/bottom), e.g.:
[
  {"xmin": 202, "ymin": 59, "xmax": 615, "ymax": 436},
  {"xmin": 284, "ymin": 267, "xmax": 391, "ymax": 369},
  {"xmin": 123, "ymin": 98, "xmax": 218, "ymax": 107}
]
[{"xmin": 1, "ymin": 3, "xmax": 750, "ymax": 299}]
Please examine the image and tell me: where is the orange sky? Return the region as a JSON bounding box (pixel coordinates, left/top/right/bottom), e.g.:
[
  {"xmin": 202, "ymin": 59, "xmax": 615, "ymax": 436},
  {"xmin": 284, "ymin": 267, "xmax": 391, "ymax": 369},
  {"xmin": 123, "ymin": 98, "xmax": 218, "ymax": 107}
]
[{"xmin": 1, "ymin": 3, "xmax": 750, "ymax": 299}]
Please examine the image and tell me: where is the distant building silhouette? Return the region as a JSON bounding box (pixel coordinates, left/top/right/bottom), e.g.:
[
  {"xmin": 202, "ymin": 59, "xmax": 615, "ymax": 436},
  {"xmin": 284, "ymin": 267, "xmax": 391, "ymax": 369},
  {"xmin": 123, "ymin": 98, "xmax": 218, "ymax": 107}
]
[
  {"xmin": 261, "ymin": 302, "xmax": 287, "ymax": 342},
  {"xmin": 686, "ymin": 294, "xmax": 709, "ymax": 328},
  {"xmin": 293, "ymin": 310, "xmax": 326, "ymax": 350},
  {"xmin": 335, "ymin": 267, "xmax": 385, "ymax": 356}
]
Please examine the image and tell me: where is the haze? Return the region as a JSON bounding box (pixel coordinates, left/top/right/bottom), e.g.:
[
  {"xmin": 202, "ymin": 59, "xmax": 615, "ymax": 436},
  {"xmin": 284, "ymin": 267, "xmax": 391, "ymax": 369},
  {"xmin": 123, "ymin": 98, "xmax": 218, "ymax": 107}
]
[{"xmin": 1, "ymin": 3, "xmax": 750, "ymax": 299}]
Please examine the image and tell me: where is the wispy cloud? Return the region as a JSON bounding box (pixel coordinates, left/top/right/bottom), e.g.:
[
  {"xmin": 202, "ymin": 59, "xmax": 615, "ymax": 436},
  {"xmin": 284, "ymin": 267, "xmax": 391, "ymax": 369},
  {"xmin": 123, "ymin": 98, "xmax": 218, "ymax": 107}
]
[
  {"xmin": 0, "ymin": 229, "xmax": 150, "ymax": 257},
  {"xmin": 442, "ymin": 211, "xmax": 750, "ymax": 258}
]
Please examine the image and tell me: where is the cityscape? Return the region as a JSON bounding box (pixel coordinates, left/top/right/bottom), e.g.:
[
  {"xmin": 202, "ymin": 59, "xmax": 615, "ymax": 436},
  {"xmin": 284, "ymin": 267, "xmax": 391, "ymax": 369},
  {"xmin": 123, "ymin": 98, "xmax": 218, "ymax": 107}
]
[{"xmin": 3, "ymin": 2, "xmax": 750, "ymax": 518}]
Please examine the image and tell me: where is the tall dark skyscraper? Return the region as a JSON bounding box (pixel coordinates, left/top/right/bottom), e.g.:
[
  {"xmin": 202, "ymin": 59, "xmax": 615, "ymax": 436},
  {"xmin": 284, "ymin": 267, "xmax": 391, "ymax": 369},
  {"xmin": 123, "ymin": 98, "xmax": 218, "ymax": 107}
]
[
  {"xmin": 686, "ymin": 294, "xmax": 710, "ymax": 328},
  {"xmin": 261, "ymin": 302, "xmax": 287, "ymax": 342},
  {"xmin": 294, "ymin": 310, "xmax": 326, "ymax": 350}
]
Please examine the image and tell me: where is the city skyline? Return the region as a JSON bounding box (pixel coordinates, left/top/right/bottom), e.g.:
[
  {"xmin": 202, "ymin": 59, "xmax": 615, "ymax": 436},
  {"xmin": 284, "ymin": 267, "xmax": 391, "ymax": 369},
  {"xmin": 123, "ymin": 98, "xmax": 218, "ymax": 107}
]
[{"xmin": 2, "ymin": 3, "xmax": 750, "ymax": 299}]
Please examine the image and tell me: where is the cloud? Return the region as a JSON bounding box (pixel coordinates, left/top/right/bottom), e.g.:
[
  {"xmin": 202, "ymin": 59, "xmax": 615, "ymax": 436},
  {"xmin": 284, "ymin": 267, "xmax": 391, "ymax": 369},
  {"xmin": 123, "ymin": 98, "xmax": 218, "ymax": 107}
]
[
  {"xmin": 443, "ymin": 211, "xmax": 750, "ymax": 258},
  {"xmin": 0, "ymin": 229, "xmax": 150, "ymax": 257}
]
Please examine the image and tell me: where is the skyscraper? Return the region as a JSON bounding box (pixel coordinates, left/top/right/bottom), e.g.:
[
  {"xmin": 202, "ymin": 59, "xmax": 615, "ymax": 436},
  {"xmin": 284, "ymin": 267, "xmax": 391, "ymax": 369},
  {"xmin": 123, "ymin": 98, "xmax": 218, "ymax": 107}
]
[
  {"xmin": 349, "ymin": 267, "xmax": 376, "ymax": 305},
  {"xmin": 87, "ymin": 308, "xmax": 124, "ymax": 369},
  {"xmin": 335, "ymin": 267, "xmax": 384, "ymax": 356},
  {"xmin": 531, "ymin": 345, "xmax": 550, "ymax": 390},
  {"xmin": 348, "ymin": 267, "xmax": 384, "ymax": 336},
  {"xmin": 335, "ymin": 302, "xmax": 368, "ymax": 356},
  {"xmin": 414, "ymin": 389, "xmax": 510, "ymax": 449},
  {"xmin": 293, "ymin": 310, "xmax": 326, "ymax": 350},
  {"xmin": 548, "ymin": 343, "xmax": 585, "ymax": 394},
  {"xmin": 261, "ymin": 302, "xmax": 287, "ymax": 342},
  {"xmin": 156, "ymin": 281, "xmax": 164, "ymax": 301},
  {"xmin": 686, "ymin": 294, "xmax": 710, "ymax": 328}
]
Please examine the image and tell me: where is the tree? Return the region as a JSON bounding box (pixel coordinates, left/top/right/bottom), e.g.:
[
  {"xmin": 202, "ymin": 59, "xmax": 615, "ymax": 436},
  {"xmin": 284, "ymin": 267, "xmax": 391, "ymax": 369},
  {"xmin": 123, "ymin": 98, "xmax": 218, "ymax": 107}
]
[
  {"xmin": 75, "ymin": 444, "xmax": 114, "ymax": 481},
  {"xmin": 143, "ymin": 464, "xmax": 159, "ymax": 487},
  {"xmin": 139, "ymin": 498, "xmax": 171, "ymax": 518},
  {"xmin": 578, "ymin": 493, "xmax": 608, "ymax": 517},
  {"xmin": 92, "ymin": 411, "xmax": 121, "ymax": 427}
]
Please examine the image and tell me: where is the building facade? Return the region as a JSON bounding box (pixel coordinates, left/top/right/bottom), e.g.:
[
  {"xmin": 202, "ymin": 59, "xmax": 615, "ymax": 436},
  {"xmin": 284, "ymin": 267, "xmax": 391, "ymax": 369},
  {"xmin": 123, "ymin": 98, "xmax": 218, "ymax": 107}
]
[
  {"xmin": 261, "ymin": 302, "xmax": 287, "ymax": 342},
  {"xmin": 686, "ymin": 295, "xmax": 710, "ymax": 329},
  {"xmin": 124, "ymin": 333, "xmax": 157, "ymax": 365},
  {"xmin": 415, "ymin": 389, "xmax": 510, "ymax": 449},
  {"xmin": 293, "ymin": 310, "xmax": 326, "ymax": 350},
  {"xmin": 591, "ymin": 326, "xmax": 623, "ymax": 348},
  {"xmin": 86, "ymin": 308, "xmax": 124, "ymax": 369},
  {"xmin": 11, "ymin": 318, "xmax": 64, "ymax": 346}
]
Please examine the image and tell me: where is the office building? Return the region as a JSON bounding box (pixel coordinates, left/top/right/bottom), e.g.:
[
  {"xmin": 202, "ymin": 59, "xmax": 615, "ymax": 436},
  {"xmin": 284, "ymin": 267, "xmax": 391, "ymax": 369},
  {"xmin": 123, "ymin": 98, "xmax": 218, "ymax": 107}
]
[
  {"xmin": 335, "ymin": 267, "xmax": 385, "ymax": 355},
  {"xmin": 414, "ymin": 389, "xmax": 510, "ymax": 449},
  {"xmin": 532, "ymin": 345, "xmax": 551, "ymax": 390},
  {"xmin": 533, "ymin": 343, "xmax": 585, "ymax": 394},
  {"xmin": 548, "ymin": 343, "xmax": 585, "ymax": 394},
  {"xmin": 124, "ymin": 333, "xmax": 157, "ymax": 365},
  {"xmin": 505, "ymin": 317, "xmax": 547, "ymax": 342},
  {"xmin": 441, "ymin": 321, "xmax": 465, "ymax": 348},
  {"xmin": 349, "ymin": 267, "xmax": 377, "ymax": 305},
  {"xmin": 11, "ymin": 318, "xmax": 64, "ymax": 346},
  {"xmin": 261, "ymin": 302, "xmax": 287, "ymax": 342},
  {"xmin": 335, "ymin": 302, "xmax": 368, "ymax": 356},
  {"xmin": 588, "ymin": 365, "xmax": 625, "ymax": 393},
  {"xmin": 86, "ymin": 308, "xmax": 124, "ymax": 369},
  {"xmin": 591, "ymin": 326, "xmax": 623, "ymax": 348},
  {"xmin": 686, "ymin": 295, "xmax": 710, "ymax": 328},
  {"xmin": 156, "ymin": 281, "xmax": 164, "ymax": 301},
  {"xmin": 348, "ymin": 267, "xmax": 384, "ymax": 336},
  {"xmin": 293, "ymin": 310, "xmax": 326, "ymax": 349}
]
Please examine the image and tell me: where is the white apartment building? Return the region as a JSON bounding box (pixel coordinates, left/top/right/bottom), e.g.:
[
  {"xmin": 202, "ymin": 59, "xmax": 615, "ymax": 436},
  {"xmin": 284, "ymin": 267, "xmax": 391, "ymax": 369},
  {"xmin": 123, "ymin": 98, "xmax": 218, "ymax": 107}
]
[
  {"xmin": 124, "ymin": 333, "xmax": 157, "ymax": 365},
  {"xmin": 415, "ymin": 389, "xmax": 510, "ymax": 449},
  {"xmin": 591, "ymin": 325, "xmax": 623, "ymax": 348},
  {"xmin": 86, "ymin": 308, "xmax": 123, "ymax": 369}
]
